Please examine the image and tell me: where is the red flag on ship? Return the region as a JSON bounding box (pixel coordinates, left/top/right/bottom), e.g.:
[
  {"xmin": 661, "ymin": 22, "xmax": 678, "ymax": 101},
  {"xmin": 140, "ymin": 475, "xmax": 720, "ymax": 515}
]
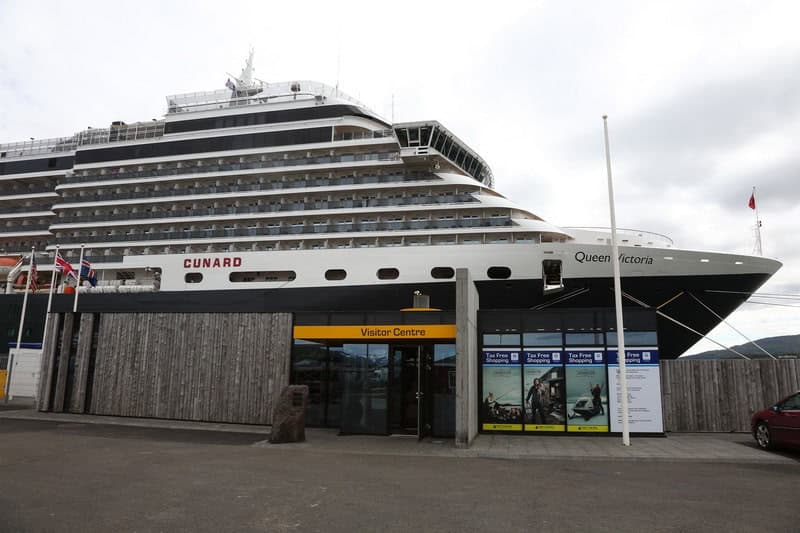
[{"xmin": 748, "ymin": 192, "xmax": 756, "ymax": 210}]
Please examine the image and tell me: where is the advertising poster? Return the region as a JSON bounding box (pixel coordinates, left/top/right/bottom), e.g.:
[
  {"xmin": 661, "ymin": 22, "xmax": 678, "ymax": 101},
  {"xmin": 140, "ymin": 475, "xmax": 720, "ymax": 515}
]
[
  {"xmin": 608, "ymin": 348, "xmax": 664, "ymax": 433},
  {"xmin": 523, "ymin": 350, "xmax": 565, "ymax": 432},
  {"xmin": 481, "ymin": 348, "xmax": 523, "ymax": 431},
  {"xmin": 565, "ymin": 349, "xmax": 609, "ymax": 432}
]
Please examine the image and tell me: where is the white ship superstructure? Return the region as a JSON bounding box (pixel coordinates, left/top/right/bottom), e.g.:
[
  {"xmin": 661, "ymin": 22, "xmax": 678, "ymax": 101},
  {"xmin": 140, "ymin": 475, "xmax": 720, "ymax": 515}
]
[{"xmin": 0, "ymin": 56, "xmax": 781, "ymax": 357}]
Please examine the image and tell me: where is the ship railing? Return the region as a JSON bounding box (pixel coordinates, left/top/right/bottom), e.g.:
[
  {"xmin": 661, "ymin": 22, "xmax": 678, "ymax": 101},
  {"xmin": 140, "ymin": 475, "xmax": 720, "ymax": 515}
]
[
  {"xmin": 1, "ymin": 184, "xmax": 58, "ymax": 196},
  {"xmin": 56, "ymin": 173, "xmax": 434, "ymax": 207},
  {"xmin": 53, "ymin": 215, "xmax": 512, "ymax": 245},
  {"xmin": 62, "ymin": 150, "xmax": 401, "ymax": 184},
  {"xmin": 0, "ymin": 223, "xmax": 51, "ymax": 233},
  {"xmin": 166, "ymin": 81, "xmax": 368, "ymax": 115},
  {"xmin": 333, "ymin": 129, "xmax": 395, "ymax": 141},
  {"xmin": 563, "ymin": 226, "xmax": 674, "ymax": 246},
  {"xmin": 52, "ymin": 193, "xmax": 479, "ymax": 225},
  {"xmin": 75, "ymin": 122, "xmax": 166, "ymax": 147},
  {"xmin": 0, "ymin": 136, "xmax": 79, "ymax": 158},
  {"xmin": 0, "ymin": 122, "xmax": 166, "ymax": 159},
  {"xmin": 0, "ymin": 205, "xmax": 55, "ymax": 215}
]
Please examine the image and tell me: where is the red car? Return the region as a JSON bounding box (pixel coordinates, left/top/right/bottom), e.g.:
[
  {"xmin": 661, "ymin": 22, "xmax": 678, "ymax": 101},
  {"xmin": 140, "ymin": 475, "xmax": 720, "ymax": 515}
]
[{"xmin": 751, "ymin": 391, "xmax": 800, "ymax": 450}]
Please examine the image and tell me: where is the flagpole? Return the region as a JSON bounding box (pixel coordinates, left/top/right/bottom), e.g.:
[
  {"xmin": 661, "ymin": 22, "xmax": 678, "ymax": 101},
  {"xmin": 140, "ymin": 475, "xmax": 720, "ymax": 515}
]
[
  {"xmin": 42, "ymin": 246, "xmax": 59, "ymax": 360},
  {"xmin": 73, "ymin": 244, "xmax": 85, "ymax": 313},
  {"xmin": 5, "ymin": 247, "xmax": 35, "ymax": 403},
  {"xmin": 603, "ymin": 116, "xmax": 631, "ymax": 447},
  {"xmin": 752, "ymin": 186, "xmax": 762, "ymax": 256}
]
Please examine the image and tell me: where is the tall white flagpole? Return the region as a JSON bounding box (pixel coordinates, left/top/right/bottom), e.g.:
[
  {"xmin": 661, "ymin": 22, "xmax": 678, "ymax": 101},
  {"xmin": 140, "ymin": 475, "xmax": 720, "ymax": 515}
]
[
  {"xmin": 42, "ymin": 246, "xmax": 59, "ymax": 356},
  {"xmin": 752, "ymin": 186, "xmax": 762, "ymax": 256},
  {"xmin": 73, "ymin": 244, "xmax": 85, "ymax": 313},
  {"xmin": 603, "ymin": 116, "xmax": 631, "ymax": 446},
  {"xmin": 5, "ymin": 247, "xmax": 35, "ymax": 403}
]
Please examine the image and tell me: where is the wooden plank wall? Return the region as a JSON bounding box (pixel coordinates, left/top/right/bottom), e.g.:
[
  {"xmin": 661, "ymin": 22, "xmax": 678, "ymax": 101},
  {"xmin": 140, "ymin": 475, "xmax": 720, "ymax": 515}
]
[
  {"xmin": 661, "ymin": 359, "xmax": 800, "ymax": 432},
  {"xmin": 88, "ymin": 312, "xmax": 292, "ymax": 425},
  {"xmin": 37, "ymin": 313, "xmax": 61, "ymax": 411}
]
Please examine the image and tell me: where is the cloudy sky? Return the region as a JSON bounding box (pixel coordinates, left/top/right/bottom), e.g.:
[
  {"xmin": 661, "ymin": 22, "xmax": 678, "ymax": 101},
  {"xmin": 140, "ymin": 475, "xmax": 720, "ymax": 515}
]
[{"xmin": 1, "ymin": 0, "xmax": 798, "ymax": 354}]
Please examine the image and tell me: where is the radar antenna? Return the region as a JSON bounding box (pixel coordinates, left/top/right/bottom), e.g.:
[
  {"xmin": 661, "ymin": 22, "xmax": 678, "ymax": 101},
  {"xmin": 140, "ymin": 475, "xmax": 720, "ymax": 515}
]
[{"xmin": 225, "ymin": 47, "xmax": 263, "ymax": 99}]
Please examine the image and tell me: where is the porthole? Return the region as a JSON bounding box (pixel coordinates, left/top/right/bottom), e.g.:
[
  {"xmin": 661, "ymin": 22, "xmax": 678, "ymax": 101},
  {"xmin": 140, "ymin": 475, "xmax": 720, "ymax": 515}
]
[
  {"xmin": 377, "ymin": 268, "xmax": 399, "ymax": 280},
  {"xmin": 325, "ymin": 269, "xmax": 347, "ymax": 281},
  {"xmin": 185, "ymin": 272, "xmax": 203, "ymax": 283},
  {"xmin": 487, "ymin": 266, "xmax": 511, "ymax": 279},
  {"xmin": 431, "ymin": 267, "xmax": 455, "ymax": 279}
]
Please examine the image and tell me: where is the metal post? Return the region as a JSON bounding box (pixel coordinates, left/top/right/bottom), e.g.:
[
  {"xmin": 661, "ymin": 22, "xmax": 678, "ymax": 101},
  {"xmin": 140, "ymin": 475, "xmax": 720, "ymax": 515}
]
[
  {"xmin": 5, "ymin": 247, "xmax": 35, "ymax": 403},
  {"xmin": 73, "ymin": 244, "xmax": 85, "ymax": 313},
  {"xmin": 603, "ymin": 116, "xmax": 631, "ymax": 446},
  {"xmin": 41, "ymin": 246, "xmax": 59, "ymax": 360}
]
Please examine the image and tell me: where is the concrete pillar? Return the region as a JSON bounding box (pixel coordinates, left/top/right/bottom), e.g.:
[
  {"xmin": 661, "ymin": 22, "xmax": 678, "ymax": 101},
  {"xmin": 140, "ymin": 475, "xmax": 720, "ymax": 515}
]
[{"xmin": 455, "ymin": 268, "xmax": 479, "ymax": 448}]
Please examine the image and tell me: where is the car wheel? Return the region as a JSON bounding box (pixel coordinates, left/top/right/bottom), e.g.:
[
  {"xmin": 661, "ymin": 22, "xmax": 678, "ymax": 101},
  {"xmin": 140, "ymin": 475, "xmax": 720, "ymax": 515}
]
[{"xmin": 755, "ymin": 422, "xmax": 772, "ymax": 450}]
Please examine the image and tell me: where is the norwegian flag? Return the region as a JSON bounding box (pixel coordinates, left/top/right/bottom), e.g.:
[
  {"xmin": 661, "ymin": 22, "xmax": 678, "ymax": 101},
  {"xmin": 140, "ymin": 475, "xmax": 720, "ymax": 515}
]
[
  {"xmin": 55, "ymin": 253, "xmax": 77, "ymax": 279},
  {"xmin": 29, "ymin": 254, "xmax": 38, "ymax": 293},
  {"xmin": 80, "ymin": 258, "xmax": 97, "ymax": 287}
]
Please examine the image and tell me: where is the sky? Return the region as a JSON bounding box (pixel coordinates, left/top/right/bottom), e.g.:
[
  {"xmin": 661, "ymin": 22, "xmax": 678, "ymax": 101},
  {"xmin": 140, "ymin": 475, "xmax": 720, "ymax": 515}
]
[{"xmin": 1, "ymin": 0, "xmax": 798, "ymax": 355}]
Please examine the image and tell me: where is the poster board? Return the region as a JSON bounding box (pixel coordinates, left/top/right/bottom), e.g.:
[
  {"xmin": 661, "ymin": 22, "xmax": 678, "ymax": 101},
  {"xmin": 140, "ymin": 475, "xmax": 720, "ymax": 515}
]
[
  {"xmin": 522, "ymin": 349, "xmax": 565, "ymax": 432},
  {"xmin": 481, "ymin": 348, "xmax": 523, "ymax": 431},
  {"xmin": 565, "ymin": 349, "xmax": 609, "ymax": 432},
  {"xmin": 608, "ymin": 347, "xmax": 664, "ymax": 433}
]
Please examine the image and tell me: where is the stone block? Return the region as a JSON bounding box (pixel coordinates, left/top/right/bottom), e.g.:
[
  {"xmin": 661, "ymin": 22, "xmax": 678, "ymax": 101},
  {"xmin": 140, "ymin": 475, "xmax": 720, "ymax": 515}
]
[{"xmin": 269, "ymin": 385, "xmax": 309, "ymax": 444}]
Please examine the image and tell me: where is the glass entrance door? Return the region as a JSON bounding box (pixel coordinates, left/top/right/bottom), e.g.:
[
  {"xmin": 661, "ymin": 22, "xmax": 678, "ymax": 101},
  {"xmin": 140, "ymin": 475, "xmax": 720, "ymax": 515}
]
[{"xmin": 390, "ymin": 345, "xmax": 432, "ymax": 438}]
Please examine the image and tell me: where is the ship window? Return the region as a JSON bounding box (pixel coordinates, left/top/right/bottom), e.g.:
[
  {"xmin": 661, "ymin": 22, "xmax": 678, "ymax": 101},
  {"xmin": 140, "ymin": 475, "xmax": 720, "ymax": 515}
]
[
  {"xmin": 230, "ymin": 271, "xmax": 296, "ymax": 282},
  {"xmin": 185, "ymin": 273, "xmax": 203, "ymax": 283},
  {"xmin": 377, "ymin": 268, "xmax": 399, "ymax": 280},
  {"xmin": 431, "ymin": 267, "xmax": 455, "ymax": 279},
  {"xmin": 325, "ymin": 269, "xmax": 347, "ymax": 281},
  {"xmin": 487, "ymin": 266, "xmax": 511, "ymax": 279}
]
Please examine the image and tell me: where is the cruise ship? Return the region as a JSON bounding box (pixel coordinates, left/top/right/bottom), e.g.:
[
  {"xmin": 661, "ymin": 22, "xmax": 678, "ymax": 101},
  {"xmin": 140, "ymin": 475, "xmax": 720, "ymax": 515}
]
[{"xmin": 0, "ymin": 53, "xmax": 781, "ymax": 358}]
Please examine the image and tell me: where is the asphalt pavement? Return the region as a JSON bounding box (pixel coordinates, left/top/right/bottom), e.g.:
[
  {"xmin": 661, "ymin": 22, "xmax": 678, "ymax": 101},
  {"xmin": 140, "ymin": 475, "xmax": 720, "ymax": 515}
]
[{"xmin": 0, "ymin": 413, "xmax": 798, "ymax": 532}]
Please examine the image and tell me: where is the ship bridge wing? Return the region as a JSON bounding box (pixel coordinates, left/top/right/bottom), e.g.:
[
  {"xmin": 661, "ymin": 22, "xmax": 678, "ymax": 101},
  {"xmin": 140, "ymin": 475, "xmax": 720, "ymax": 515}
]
[{"xmin": 394, "ymin": 121, "xmax": 493, "ymax": 188}]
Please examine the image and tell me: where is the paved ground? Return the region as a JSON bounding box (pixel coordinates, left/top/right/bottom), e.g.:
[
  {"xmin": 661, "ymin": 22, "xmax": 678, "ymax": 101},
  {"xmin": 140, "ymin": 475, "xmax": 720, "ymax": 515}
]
[{"xmin": 0, "ymin": 413, "xmax": 798, "ymax": 532}]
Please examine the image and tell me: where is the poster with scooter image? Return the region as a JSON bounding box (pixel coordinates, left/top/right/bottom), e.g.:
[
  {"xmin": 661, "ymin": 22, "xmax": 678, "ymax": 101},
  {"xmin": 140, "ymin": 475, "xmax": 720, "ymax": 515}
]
[{"xmin": 565, "ymin": 349, "xmax": 609, "ymax": 432}]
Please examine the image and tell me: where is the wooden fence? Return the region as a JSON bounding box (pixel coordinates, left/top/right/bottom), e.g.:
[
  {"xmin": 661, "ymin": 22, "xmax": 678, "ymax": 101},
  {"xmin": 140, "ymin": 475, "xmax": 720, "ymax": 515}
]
[
  {"xmin": 39, "ymin": 312, "xmax": 292, "ymax": 425},
  {"xmin": 660, "ymin": 359, "xmax": 800, "ymax": 432}
]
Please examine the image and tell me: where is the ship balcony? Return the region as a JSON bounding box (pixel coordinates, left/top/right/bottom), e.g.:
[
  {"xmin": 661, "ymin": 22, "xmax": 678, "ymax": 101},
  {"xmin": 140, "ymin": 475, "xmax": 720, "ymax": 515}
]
[
  {"xmin": 0, "ymin": 168, "xmax": 69, "ymax": 183},
  {"xmin": 49, "ymin": 193, "xmax": 481, "ymax": 228},
  {"xmin": 55, "ymin": 172, "xmax": 438, "ymax": 205},
  {"xmin": 0, "ymin": 190, "xmax": 59, "ymax": 203},
  {"xmin": 53, "ymin": 216, "xmax": 515, "ymax": 246},
  {"xmin": 60, "ymin": 150, "xmax": 401, "ymax": 187},
  {"xmin": 0, "ymin": 204, "xmax": 55, "ymax": 215},
  {"xmin": 0, "ymin": 226, "xmax": 53, "ymax": 237},
  {"xmin": 0, "ymin": 222, "xmax": 51, "ymax": 232}
]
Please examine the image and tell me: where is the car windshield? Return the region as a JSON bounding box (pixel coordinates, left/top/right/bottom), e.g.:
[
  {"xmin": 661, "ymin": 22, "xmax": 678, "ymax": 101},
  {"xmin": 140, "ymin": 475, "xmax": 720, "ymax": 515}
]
[{"xmin": 781, "ymin": 393, "xmax": 800, "ymax": 410}]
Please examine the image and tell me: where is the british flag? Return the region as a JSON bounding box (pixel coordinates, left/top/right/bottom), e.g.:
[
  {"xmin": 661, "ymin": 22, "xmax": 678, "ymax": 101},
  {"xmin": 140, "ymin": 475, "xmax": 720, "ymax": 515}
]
[{"xmin": 55, "ymin": 253, "xmax": 77, "ymax": 279}]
